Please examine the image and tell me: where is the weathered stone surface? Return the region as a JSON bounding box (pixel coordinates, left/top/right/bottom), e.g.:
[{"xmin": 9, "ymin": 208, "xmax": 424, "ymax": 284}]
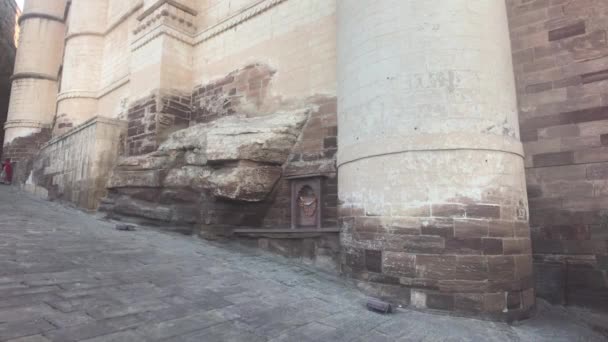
[
  {"xmin": 163, "ymin": 166, "xmax": 213, "ymax": 191},
  {"xmin": 103, "ymin": 111, "xmax": 309, "ymax": 225},
  {"xmin": 112, "ymin": 196, "xmax": 173, "ymax": 222},
  {"xmin": 210, "ymin": 163, "xmax": 282, "ymax": 202},
  {"xmin": 184, "ymin": 149, "xmax": 207, "ymax": 166},
  {"xmin": 107, "ymin": 170, "xmax": 162, "ymax": 188},
  {"xmin": 382, "ymin": 252, "xmax": 416, "ymax": 277},
  {"xmin": 157, "ymin": 126, "xmax": 207, "ymax": 152},
  {"xmin": 117, "ymin": 152, "xmax": 179, "ymax": 170},
  {"xmin": 204, "ymin": 109, "xmax": 309, "ymax": 164},
  {"xmin": 159, "ymin": 189, "xmax": 200, "ymax": 204},
  {"xmin": 158, "ymin": 109, "xmax": 309, "ymax": 164}
]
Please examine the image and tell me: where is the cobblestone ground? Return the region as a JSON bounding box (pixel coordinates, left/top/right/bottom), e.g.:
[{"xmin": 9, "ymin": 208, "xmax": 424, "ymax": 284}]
[{"xmin": 0, "ymin": 186, "xmax": 605, "ymax": 342}]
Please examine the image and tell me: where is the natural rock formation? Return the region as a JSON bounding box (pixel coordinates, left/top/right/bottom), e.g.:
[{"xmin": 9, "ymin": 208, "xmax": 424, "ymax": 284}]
[{"xmin": 101, "ymin": 109, "xmax": 310, "ymax": 231}]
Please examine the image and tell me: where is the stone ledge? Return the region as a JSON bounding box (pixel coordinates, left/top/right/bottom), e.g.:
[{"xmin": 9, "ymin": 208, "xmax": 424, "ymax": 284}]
[
  {"xmin": 233, "ymin": 228, "xmax": 340, "ymax": 239},
  {"xmin": 41, "ymin": 116, "xmax": 127, "ymax": 149}
]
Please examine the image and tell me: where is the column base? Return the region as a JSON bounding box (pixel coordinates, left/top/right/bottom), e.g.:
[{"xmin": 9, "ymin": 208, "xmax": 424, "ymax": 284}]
[{"xmin": 348, "ymin": 273, "xmax": 536, "ymax": 322}]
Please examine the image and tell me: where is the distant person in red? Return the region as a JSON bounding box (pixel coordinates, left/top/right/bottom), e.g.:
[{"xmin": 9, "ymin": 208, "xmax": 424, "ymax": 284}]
[{"xmin": 2, "ymin": 159, "xmax": 12, "ymax": 185}]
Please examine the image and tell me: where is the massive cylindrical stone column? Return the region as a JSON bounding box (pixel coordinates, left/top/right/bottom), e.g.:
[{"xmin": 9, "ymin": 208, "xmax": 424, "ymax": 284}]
[
  {"xmin": 338, "ymin": 1, "xmax": 534, "ymax": 320},
  {"xmin": 55, "ymin": 0, "xmax": 107, "ymax": 135},
  {"xmin": 3, "ymin": 0, "xmax": 67, "ymax": 181}
]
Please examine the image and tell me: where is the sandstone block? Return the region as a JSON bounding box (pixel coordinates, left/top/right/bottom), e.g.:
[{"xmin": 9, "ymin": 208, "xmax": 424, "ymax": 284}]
[
  {"xmin": 426, "ymin": 293, "xmax": 454, "ymax": 311},
  {"xmin": 382, "ymin": 252, "xmax": 416, "ymax": 277},
  {"xmin": 484, "ymin": 293, "xmax": 507, "ymax": 313},
  {"xmin": 365, "ymin": 249, "xmax": 382, "ymax": 273},
  {"xmin": 454, "ymin": 293, "xmax": 484, "ymax": 313},
  {"xmin": 439, "ymin": 280, "xmax": 488, "ymax": 293},
  {"xmin": 488, "ymin": 256, "xmax": 516, "ymax": 282},
  {"xmin": 420, "ymin": 219, "xmax": 454, "ymax": 238},
  {"xmin": 432, "ymin": 204, "xmax": 466, "ymax": 218},
  {"xmin": 454, "ymin": 219, "xmax": 489, "ymax": 238},
  {"xmin": 393, "ymin": 235, "xmax": 445, "ymax": 254},
  {"xmin": 489, "ymin": 220, "xmax": 515, "ymax": 238},
  {"xmin": 416, "ymin": 255, "xmax": 488, "ymax": 281},
  {"xmin": 503, "ymin": 239, "xmax": 532, "ymax": 255}
]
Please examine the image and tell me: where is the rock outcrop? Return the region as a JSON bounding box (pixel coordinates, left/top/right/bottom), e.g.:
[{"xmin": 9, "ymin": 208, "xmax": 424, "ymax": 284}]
[{"xmin": 100, "ymin": 110, "xmax": 310, "ymax": 232}]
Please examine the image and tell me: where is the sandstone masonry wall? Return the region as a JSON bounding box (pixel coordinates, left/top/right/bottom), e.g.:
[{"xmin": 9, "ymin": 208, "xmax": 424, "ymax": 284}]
[
  {"xmin": 0, "ymin": 0, "xmax": 19, "ymax": 155},
  {"xmin": 507, "ymin": 0, "xmax": 608, "ymax": 309},
  {"xmin": 28, "ymin": 117, "xmax": 126, "ymax": 209},
  {"xmin": 192, "ymin": 0, "xmax": 336, "ymax": 102},
  {"xmin": 189, "ymin": 0, "xmax": 337, "ymax": 229},
  {"xmin": 193, "ymin": 0, "xmax": 259, "ymax": 29},
  {"xmin": 3, "ymin": 0, "xmax": 67, "ymax": 183},
  {"xmin": 121, "ymin": 0, "xmax": 338, "ymax": 230}
]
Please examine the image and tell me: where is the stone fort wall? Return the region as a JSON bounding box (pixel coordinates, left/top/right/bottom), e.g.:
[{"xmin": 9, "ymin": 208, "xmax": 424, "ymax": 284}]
[
  {"xmin": 0, "ymin": 0, "xmax": 19, "ymax": 156},
  {"xmin": 5, "ymin": 0, "xmax": 608, "ymax": 317},
  {"xmin": 6, "ymin": 0, "xmax": 338, "ymax": 233},
  {"xmin": 507, "ymin": 0, "xmax": 608, "ymax": 310}
]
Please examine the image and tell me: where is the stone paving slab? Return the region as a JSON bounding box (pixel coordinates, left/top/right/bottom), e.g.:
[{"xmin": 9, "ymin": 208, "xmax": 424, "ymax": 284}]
[{"xmin": 0, "ymin": 186, "xmax": 605, "ymax": 341}]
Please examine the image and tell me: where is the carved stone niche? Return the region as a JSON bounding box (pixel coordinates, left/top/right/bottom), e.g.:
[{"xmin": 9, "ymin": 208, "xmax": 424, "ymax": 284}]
[{"xmin": 288, "ymin": 175, "xmax": 323, "ymax": 229}]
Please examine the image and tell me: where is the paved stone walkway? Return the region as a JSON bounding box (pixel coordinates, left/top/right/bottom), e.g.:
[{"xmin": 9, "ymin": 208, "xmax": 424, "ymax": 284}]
[{"xmin": 0, "ymin": 186, "xmax": 605, "ymax": 341}]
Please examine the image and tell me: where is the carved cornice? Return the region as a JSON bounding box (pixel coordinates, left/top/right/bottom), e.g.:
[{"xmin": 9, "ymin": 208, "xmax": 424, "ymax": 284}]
[
  {"xmin": 57, "ymin": 91, "xmax": 97, "ymax": 102},
  {"xmin": 131, "ymin": 0, "xmax": 288, "ymax": 51},
  {"xmin": 98, "ymin": 76, "xmax": 130, "ymax": 98},
  {"xmin": 134, "ymin": 2, "xmax": 196, "ymax": 34},
  {"xmin": 41, "ymin": 116, "xmax": 127, "ymax": 149},
  {"xmin": 131, "ymin": 25, "xmax": 194, "ymax": 51},
  {"xmin": 137, "ymin": 0, "xmax": 197, "ymax": 21},
  {"xmin": 10, "ymin": 72, "xmax": 58, "ymax": 82},
  {"xmin": 65, "ymin": 1, "xmax": 143, "ymax": 42},
  {"xmin": 4, "ymin": 120, "xmax": 49, "ymax": 130},
  {"xmin": 193, "ymin": 0, "xmax": 287, "ymax": 46},
  {"xmin": 18, "ymin": 12, "xmax": 64, "ymax": 25},
  {"xmin": 131, "ymin": 1, "xmax": 197, "ymax": 51}
]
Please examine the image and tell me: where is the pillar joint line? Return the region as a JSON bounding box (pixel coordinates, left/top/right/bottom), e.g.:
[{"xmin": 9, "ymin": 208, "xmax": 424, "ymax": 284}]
[
  {"xmin": 338, "ymin": 147, "xmax": 525, "ymax": 169},
  {"xmin": 10, "ymin": 72, "xmax": 58, "ymax": 82},
  {"xmin": 18, "ymin": 12, "xmax": 65, "ymax": 25},
  {"xmin": 337, "ymin": 133, "xmax": 525, "ymax": 168},
  {"xmin": 65, "ymin": 32, "xmax": 104, "ymax": 42}
]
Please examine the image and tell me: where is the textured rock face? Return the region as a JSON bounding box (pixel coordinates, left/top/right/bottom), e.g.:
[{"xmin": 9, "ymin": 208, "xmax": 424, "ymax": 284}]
[{"xmin": 101, "ymin": 110, "xmax": 309, "ymax": 229}]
